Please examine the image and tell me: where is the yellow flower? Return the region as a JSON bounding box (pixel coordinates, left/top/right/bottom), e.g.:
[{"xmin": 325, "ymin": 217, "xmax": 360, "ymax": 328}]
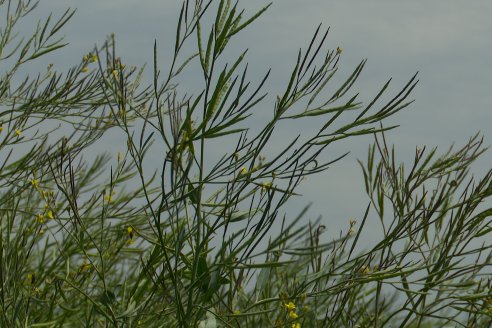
[
  {"xmin": 90, "ymin": 54, "xmax": 98, "ymax": 63},
  {"xmin": 47, "ymin": 210, "xmax": 54, "ymax": 220},
  {"xmin": 31, "ymin": 179, "xmax": 40, "ymax": 190},
  {"xmin": 336, "ymin": 46, "xmax": 343, "ymax": 54},
  {"xmin": 288, "ymin": 311, "xmax": 299, "ymax": 319},
  {"xmin": 239, "ymin": 167, "xmax": 248, "ymax": 175},
  {"xmin": 126, "ymin": 226, "xmax": 135, "ymax": 244},
  {"xmin": 15, "ymin": 129, "xmax": 21, "ymax": 136},
  {"xmin": 26, "ymin": 273, "xmax": 36, "ymax": 285},
  {"xmin": 112, "ymin": 69, "xmax": 118, "ymax": 79},
  {"xmin": 83, "ymin": 54, "xmax": 90, "ymax": 61},
  {"xmin": 104, "ymin": 192, "xmax": 114, "ymax": 203},
  {"xmin": 284, "ymin": 302, "xmax": 296, "ymax": 311},
  {"xmin": 233, "ymin": 309, "xmax": 241, "ymax": 315},
  {"xmin": 78, "ymin": 261, "xmax": 92, "ymax": 273},
  {"xmin": 292, "ymin": 323, "xmax": 301, "ymax": 328},
  {"xmin": 0, "ymin": 124, "xmax": 3, "ymax": 132},
  {"xmin": 261, "ymin": 181, "xmax": 272, "ymax": 192},
  {"xmin": 35, "ymin": 214, "xmax": 45, "ymax": 223},
  {"xmin": 42, "ymin": 190, "xmax": 50, "ymax": 200},
  {"xmin": 359, "ymin": 265, "xmax": 370, "ymax": 275},
  {"xmin": 81, "ymin": 66, "xmax": 89, "ymax": 73}
]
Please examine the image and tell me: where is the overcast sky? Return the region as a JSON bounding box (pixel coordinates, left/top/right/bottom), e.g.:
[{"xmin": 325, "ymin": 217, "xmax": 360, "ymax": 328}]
[{"xmin": 31, "ymin": 0, "xmax": 492, "ymax": 242}]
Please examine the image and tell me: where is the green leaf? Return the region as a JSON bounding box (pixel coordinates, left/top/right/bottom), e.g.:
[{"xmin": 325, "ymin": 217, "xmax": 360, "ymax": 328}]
[
  {"xmin": 227, "ymin": 3, "xmax": 272, "ymax": 39},
  {"xmin": 29, "ymin": 43, "xmax": 68, "ymax": 60}
]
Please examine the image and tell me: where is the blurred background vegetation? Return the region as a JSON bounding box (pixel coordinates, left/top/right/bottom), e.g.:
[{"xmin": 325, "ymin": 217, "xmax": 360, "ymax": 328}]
[{"xmin": 1, "ymin": 0, "xmax": 492, "ymax": 327}]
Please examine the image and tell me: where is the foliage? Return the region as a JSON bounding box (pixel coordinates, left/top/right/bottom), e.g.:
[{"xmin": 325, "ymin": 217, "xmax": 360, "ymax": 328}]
[{"xmin": 1, "ymin": 0, "xmax": 492, "ymax": 327}]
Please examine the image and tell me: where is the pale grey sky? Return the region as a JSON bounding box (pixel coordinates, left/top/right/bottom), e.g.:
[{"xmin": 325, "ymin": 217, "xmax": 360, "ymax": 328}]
[{"xmin": 31, "ymin": 0, "xmax": 492, "ymax": 241}]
